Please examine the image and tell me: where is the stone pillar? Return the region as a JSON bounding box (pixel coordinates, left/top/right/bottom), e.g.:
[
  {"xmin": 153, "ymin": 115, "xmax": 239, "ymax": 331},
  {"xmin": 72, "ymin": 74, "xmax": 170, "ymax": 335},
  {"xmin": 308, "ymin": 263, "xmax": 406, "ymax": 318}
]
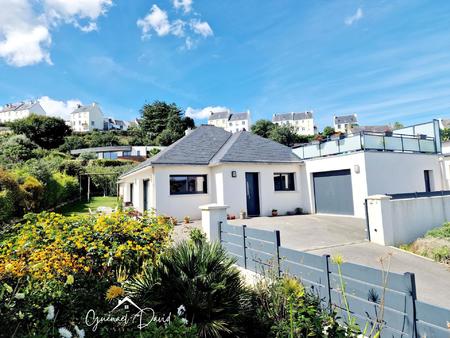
[
  {"xmin": 199, "ymin": 204, "xmax": 229, "ymax": 242},
  {"xmin": 366, "ymin": 195, "xmax": 394, "ymax": 246}
]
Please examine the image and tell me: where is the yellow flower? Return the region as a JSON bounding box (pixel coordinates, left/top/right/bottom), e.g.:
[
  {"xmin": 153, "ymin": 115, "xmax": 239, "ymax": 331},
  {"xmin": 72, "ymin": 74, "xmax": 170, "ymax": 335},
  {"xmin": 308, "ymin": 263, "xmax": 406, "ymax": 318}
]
[
  {"xmin": 331, "ymin": 254, "xmax": 344, "ymax": 265},
  {"xmin": 106, "ymin": 285, "xmax": 124, "ymax": 301},
  {"xmin": 66, "ymin": 275, "xmax": 74, "ymax": 285}
]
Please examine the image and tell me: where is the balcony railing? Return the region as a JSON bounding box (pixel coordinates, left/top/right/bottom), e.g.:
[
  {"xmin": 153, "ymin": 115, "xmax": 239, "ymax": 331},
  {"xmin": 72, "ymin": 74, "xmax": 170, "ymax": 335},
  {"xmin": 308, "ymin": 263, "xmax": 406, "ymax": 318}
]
[{"xmin": 293, "ymin": 131, "xmax": 437, "ymax": 160}]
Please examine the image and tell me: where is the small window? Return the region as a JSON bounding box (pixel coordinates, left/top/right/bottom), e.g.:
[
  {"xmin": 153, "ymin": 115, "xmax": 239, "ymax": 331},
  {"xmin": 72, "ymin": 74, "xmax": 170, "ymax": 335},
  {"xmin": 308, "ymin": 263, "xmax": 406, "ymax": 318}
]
[
  {"xmin": 274, "ymin": 173, "xmax": 295, "ymax": 191},
  {"xmin": 229, "ymin": 122, "xmax": 233, "ymax": 127},
  {"xmin": 170, "ymin": 175, "xmax": 207, "ymax": 195},
  {"xmin": 91, "ymin": 121, "xmax": 95, "ymax": 126}
]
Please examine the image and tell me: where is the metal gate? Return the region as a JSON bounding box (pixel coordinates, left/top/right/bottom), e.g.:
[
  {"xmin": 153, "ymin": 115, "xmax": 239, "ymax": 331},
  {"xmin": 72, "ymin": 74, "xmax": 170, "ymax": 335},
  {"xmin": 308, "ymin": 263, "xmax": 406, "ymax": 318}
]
[{"xmin": 313, "ymin": 169, "xmax": 354, "ymax": 215}]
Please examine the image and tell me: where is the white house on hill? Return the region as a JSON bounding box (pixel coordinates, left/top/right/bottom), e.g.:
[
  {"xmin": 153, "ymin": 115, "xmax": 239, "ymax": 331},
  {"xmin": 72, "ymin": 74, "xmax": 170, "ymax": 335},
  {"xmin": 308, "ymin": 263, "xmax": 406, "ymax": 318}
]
[
  {"xmin": 0, "ymin": 101, "xmax": 46, "ymax": 123},
  {"xmin": 272, "ymin": 112, "xmax": 316, "ymax": 136},
  {"xmin": 70, "ymin": 103, "xmax": 105, "ymax": 132},
  {"xmin": 334, "ymin": 114, "xmax": 358, "ymax": 133},
  {"xmin": 208, "ymin": 111, "xmax": 251, "ymax": 133}
]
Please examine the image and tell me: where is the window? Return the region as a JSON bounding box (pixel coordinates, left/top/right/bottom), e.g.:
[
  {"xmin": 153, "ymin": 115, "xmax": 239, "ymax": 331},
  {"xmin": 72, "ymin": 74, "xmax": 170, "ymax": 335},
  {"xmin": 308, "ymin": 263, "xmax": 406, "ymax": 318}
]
[
  {"xmin": 170, "ymin": 175, "xmax": 207, "ymax": 195},
  {"xmin": 274, "ymin": 173, "xmax": 295, "ymax": 191},
  {"xmin": 229, "ymin": 122, "xmax": 233, "ymax": 127},
  {"xmin": 129, "ymin": 183, "xmax": 134, "ymax": 204},
  {"xmin": 91, "ymin": 121, "xmax": 95, "ymax": 126},
  {"xmin": 123, "ymin": 151, "xmax": 131, "ymax": 156},
  {"xmin": 103, "ymin": 151, "xmax": 118, "ymax": 159}
]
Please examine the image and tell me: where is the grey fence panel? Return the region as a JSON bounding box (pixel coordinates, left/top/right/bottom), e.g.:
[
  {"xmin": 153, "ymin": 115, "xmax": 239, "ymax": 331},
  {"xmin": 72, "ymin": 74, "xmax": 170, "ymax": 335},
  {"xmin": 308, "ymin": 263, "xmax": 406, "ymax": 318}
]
[
  {"xmin": 245, "ymin": 227, "xmax": 277, "ymax": 242},
  {"xmin": 416, "ymin": 301, "xmax": 450, "ymax": 338},
  {"xmin": 218, "ymin": 223, "xmax": 450, "ymax": 337}
]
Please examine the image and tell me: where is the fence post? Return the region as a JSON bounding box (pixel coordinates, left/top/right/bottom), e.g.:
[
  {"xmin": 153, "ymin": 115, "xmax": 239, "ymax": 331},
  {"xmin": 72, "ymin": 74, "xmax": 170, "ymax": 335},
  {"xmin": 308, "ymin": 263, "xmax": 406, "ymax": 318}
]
[
  {"xmin": 404, "ymin": 272, "xmax": 417, "ymax": 338},
  {"xmin": 242, "ymin": 225, "xmax": 247, "ymax": 269},
  {"xmin": 199, "ymin": 204, "xmax": 229, "ymax": 242},
  {"xmin": 322, "ymin": 254, "xmax": 332, "ymax": 311},
  {"xmin": 273, "ymin": 230, "xmax": 281, "ymax": 277}
]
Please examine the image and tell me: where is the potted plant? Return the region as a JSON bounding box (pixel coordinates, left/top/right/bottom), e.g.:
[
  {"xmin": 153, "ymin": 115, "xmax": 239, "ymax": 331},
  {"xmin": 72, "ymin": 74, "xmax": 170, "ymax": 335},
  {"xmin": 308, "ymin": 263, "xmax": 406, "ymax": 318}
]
[
  {"xmin": 170, "ymin": 217, "xmax": 178, "ymax": 225},
  {"xmin": 272, "ymin": 209, "xmax": 278, "ymax": 217},
  {"xmin": 230, "ymin": 214, "xmax": 236, "ymax": 220},
  {"xmin": 184, "ymin": 216, "xmax": 190, "ymax": 224},
  {"xmin": 239, "ymin": 210, "xmax": 247, "ymax": 219},
  {"xmin": 295, "ymin": 207, "xmax": 303, "ymax": 215},
  {"xmin": 384, "ymin": 131, "xmax": 393, "ymax": 137}
]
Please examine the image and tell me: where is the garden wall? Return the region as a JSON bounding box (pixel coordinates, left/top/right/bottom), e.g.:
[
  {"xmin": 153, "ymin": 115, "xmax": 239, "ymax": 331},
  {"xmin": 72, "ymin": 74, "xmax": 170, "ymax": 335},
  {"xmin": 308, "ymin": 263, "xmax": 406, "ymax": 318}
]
[{"xmin": 367, "ymin": 193, "xmax": 450, "ymax": 246}]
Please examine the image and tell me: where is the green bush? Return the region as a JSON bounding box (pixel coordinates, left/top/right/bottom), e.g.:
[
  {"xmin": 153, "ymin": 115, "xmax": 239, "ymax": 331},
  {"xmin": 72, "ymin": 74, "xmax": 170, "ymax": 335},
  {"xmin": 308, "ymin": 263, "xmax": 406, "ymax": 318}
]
[
  {"xmin": 126, "ymin": 240, "xmax": 250, "ymax": 338},
  {"xmin": 426, "ymin": 222, "xmax": 450, "ymax": 239},
  {"xmin": 0, "ymin": 169, "xmax": 22, "ymax": 223},
  {"xmin": 20, "ymin": 175, "xmax": 45, "ymax": 212},
  {"xmin": 90, "ymin": 159, "xmax": 135, "ymax": 167},
  {"xmin": 0, "ymin": 134, "xmax": 38, "ymax": 166},
  {"xmin": 46, "ymin": 172, "xmax": 79, "ymax": 207}
]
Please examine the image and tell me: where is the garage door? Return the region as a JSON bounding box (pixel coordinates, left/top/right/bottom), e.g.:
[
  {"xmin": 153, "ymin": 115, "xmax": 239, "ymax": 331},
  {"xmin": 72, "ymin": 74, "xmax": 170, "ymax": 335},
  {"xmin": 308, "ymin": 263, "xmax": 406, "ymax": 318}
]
[{"xmin": 313, "ymin": 169, "xmax": 354, "ymax": 215}]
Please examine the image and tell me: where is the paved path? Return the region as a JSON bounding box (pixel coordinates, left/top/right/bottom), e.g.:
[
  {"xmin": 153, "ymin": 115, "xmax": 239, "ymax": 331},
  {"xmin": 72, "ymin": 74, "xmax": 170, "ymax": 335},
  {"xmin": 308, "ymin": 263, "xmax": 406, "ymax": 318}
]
[{"xmin": 173, "ymin": 215, "xmax": 450, "ymax": 308}]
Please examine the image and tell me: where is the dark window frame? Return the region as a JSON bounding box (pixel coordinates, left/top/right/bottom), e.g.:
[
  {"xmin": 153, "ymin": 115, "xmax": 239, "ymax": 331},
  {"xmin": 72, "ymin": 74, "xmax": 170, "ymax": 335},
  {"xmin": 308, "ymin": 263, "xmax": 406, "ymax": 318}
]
[
  {"xmin": 170, "ymin": 175, "xmax": 208, "ymax": 195},
  {"xmin": 274, "ymin": 173, "xmax": 295, "ymax": 191}
]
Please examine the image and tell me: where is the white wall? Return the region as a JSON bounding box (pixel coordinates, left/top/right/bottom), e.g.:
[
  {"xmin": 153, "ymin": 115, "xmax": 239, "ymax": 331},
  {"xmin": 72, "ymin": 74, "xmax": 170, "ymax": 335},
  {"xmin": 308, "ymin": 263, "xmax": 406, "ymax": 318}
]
[
  {"xmin": 302, "ymin": 152, "xmax": 368, "ymax": 218},
  {"xmin": 216, "ymin": 163, "xmax": 304, "ymax": 217},
  {"xmin": 153, "ymin": 165, "xmax": 213, "ymax": 220},
  {"xmin": 367, "ymin": 194, "xmax": 450, "ymax": 246},
  {"xmin": 118, "ymin": 167, "xmax": 154, "ymax": 212},
  {"xmin": 364, "ymin": 152, "xmax": 443, "ymax": 195}
]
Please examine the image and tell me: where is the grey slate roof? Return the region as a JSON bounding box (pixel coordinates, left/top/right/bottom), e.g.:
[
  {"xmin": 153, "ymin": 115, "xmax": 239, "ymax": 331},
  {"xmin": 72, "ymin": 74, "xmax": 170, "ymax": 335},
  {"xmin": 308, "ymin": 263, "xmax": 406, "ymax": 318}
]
[
  {"xmin": 208, "ymin": 111, "xmax": 230, "ymax": 120},
  {"xmin": 120, "ymin": 125, "xmax": 301, "ymax": 178},
  {"xmin": 1, "ymin": 101, "xmax": 37, "ymax": 113},
  {"xmin": 71, "ymin": 146, "xmax": 132, "ymax": 155},
  {"xmin": 72, "ymin": 103, "xmax": 99, "ymax": 114},
  {"xmin": 334, "ymin": 114, "xmax": 357, "ymax": 124},
  {"xmin": 229, "ymin": 112, "xmax": 249, "ymax": 121},
  {"xmin": 350, "ymin": 125, "xmax": 392, "ymax": 133},
  {"xmin": 272, "ymin": 112, "xmax": 313, "ymax": 122}
]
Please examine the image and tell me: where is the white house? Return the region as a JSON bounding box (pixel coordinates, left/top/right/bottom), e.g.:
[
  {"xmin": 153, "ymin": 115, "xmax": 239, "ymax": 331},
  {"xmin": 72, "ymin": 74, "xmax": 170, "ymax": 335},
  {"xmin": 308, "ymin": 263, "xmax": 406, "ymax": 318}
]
[
  {"xmin": 272, "ymin": 112, "xmax": 316, "ymax": 136},
  {"xmin": 118, "ymin": 121, "xmax": 444, "ymax": 221},
  {"xmin": 334, "ymin": 114, "xmax": 358, "ymax": 133},
  {"xmin": 208, "ymin": 111, "xmax": 251, "ymax": 133},
  {"xmin": 0, "ymin": 101, "xmax": 46, "ymax": 123},
  {"xmin": 104, "ymin": 117, "xmax": 129, "ymax": 131},
  {"xmin": 118, "ymin": 125, "xmax": 302, "ymax": 220},
  {"xmin": 71, "ymin": 145, "xmax": 164, "ymax": 160},
  {"xmin": 70, "ymin": 103, "xmax": 105, "ymax": 132}
]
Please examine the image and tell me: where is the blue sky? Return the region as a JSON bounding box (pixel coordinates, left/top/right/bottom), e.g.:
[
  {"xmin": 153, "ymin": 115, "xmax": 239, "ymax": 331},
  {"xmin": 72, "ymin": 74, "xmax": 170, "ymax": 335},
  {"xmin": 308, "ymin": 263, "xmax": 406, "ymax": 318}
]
[{"xmin": 1, "ymin": 0, "xmax": 450, "ymax": 129}]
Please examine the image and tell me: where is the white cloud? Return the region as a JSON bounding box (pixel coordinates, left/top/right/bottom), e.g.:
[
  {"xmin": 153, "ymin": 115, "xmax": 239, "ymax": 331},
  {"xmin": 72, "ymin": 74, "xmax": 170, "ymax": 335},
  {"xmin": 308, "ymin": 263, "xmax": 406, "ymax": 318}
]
[
  {"xmin": 0, "ymin": 0, "xmax": 111, "ymax": 67},
  {"xmin": 173, "ymin": 0, "xmax": 193, "ymax": 14},
  {"xmin": 137, "ymin": 4, "xmax": 172, "ymax": 38},
  {"xmin": 39, "ymin": 96, "xmax": 82, "ymax": 121},
  {"xmin": 137, "ymin": 2, "xmax": 212, "ymax": 49},
  {"xmin": 190, "ymin": 19, "xmax": 213, "ymax": 37},
  {"xmin": 345, "ymin": 8, "xmax": 363, "ymax": 26},
  {"xmin": 185, "ymin": 106, "xmax": 229, "ymax": 120}
]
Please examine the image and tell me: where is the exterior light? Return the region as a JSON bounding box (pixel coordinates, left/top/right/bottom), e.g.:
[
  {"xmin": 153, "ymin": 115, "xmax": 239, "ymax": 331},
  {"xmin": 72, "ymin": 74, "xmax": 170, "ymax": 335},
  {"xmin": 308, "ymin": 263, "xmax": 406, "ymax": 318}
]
[
  {"xmin": 231, "ymin": 171, "xmax": 237, "ymax": 177},
  {"xmin": 354, "ymin": 165, "xmax": 360, "ymax": 174}
]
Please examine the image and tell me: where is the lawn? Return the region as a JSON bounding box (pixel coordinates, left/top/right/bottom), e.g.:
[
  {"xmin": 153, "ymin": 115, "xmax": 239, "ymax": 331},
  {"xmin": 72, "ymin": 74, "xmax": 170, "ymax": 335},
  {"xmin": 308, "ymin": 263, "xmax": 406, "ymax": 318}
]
[{"xmin": 57, "ymin": 196, "xmax": 119, "ymax": 216}]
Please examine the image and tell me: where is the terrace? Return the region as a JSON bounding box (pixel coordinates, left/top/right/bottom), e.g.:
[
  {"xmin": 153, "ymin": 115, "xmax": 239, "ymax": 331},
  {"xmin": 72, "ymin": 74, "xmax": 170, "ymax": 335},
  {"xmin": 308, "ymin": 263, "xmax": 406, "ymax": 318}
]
[{"xmin": 293, "ymin": 131, "xmax": 439, "ymax": 160}]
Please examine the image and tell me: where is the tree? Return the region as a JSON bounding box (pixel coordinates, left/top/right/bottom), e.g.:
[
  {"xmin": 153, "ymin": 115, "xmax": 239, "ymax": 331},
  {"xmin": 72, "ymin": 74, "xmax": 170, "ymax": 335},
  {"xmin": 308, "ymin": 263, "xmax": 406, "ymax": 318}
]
[
  {"xmin": 322, "ymin": 126, "xmax": 335, "ymax": 138},
  {"xmin": 59, "ymin": 135, "xmax": 88, "ymax": 152},
  {"xmin": 269, "ymin": 125, "xmax": 300, "ymax": 147},
  {"xmin": 251, "ymin": 119, "xmax": 276, "ymax": 138},
  {"xmin": 8, "ymin": 114, "xmax": 71, "ymax": 149},
  {"xmin": 0, "ymin": 135, "xmax": 38, "ymax": 166},
  {"xmin": 392, "ymin": 122, "xmax": 404, "ymax": 130},
  {"xmin": 441, "ymin": 128, "xmax": 450, "ymax": 141},
  {"xmin": 138, "ymin": 101, "xmax": 195, "ymax": 146},
  {"xmin": 85, "ymin": 131, "xmax": 121, "ymax": 147}
]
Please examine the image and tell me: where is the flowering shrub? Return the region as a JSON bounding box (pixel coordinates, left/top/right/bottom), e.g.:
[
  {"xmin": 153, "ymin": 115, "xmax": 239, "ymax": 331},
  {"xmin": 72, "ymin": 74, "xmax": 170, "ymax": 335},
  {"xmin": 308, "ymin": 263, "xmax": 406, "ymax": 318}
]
[
  {"xmin": 0, "ymin": 211, "xmax": 173, "ymax": 282},
  {"xmin": 0, "ymin": 211, "xmax": 173, "ymax": 337}
]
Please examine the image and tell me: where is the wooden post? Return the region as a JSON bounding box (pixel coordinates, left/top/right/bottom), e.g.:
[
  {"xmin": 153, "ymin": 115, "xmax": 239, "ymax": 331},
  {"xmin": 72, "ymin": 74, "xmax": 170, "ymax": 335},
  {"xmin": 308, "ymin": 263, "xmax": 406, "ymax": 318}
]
[{"xmin": 87, "ymin": 175, "xmax": 91, "ymax": 202}]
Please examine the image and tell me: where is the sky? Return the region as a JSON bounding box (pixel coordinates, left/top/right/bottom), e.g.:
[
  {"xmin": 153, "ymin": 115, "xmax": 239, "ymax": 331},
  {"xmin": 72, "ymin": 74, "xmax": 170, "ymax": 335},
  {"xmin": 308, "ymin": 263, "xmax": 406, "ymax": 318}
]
[{"xmin": 1, "ymin": 0, "xmax": 450, "ymax": 129}]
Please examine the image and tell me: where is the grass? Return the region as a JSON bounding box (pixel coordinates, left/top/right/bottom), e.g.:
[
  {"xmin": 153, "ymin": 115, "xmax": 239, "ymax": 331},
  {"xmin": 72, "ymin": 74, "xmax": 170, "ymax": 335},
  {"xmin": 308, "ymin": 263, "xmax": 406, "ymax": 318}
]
[{"xmin": 57, "ymin": 196, "xmax": 119, "ymax": 216}]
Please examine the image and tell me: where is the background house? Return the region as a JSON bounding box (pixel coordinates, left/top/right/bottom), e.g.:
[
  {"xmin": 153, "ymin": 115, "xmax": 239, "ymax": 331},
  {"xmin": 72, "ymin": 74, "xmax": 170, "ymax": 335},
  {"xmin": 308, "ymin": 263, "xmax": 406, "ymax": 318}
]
[
  {"xmin": 0, "ymin": 101, "xmax": 46, "ymax": 123},
  {"xmin": 208, "ymin": 110, "xmax": 251, "ymax": 133},
  {"xmin": 272, "ymin": 112, "xmax": 315, "ymax": 136},
  {"xmin": 70, "ymin": 102, "xmax": 105, "ymax": 132},
  {"xmin": 334, "ymin": 114, "xmax": 358, "ymax": 133},
  {"xmin": 71, "ymin": 145, "xmax": 164, "ymax": 160}
]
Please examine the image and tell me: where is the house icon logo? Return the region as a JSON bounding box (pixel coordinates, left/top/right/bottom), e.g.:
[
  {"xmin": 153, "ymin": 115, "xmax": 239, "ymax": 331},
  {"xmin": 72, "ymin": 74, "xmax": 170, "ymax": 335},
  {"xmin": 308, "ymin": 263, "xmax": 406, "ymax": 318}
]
[{"xmin": 111, "ymin": 296, "xmax": 143, "ymax": 313}]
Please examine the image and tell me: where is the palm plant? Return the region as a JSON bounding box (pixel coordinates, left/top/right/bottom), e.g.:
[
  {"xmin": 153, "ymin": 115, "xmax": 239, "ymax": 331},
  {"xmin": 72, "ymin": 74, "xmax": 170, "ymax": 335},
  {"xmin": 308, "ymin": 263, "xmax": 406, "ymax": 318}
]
[{"xmin": 126, "ymin": 240, "xmax": 250, "ymax": 337}]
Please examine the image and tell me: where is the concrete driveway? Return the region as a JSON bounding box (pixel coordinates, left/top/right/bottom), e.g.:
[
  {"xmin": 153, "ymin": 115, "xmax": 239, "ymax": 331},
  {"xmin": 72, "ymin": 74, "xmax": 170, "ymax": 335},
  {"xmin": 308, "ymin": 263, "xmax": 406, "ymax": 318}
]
[
  {"xmin": 174, "ymin": 214, "xmax": 450, "ymax": 308},
  {"xmin": 228, "ymin": 214, "xmax": 367, "ymax": 251}
]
